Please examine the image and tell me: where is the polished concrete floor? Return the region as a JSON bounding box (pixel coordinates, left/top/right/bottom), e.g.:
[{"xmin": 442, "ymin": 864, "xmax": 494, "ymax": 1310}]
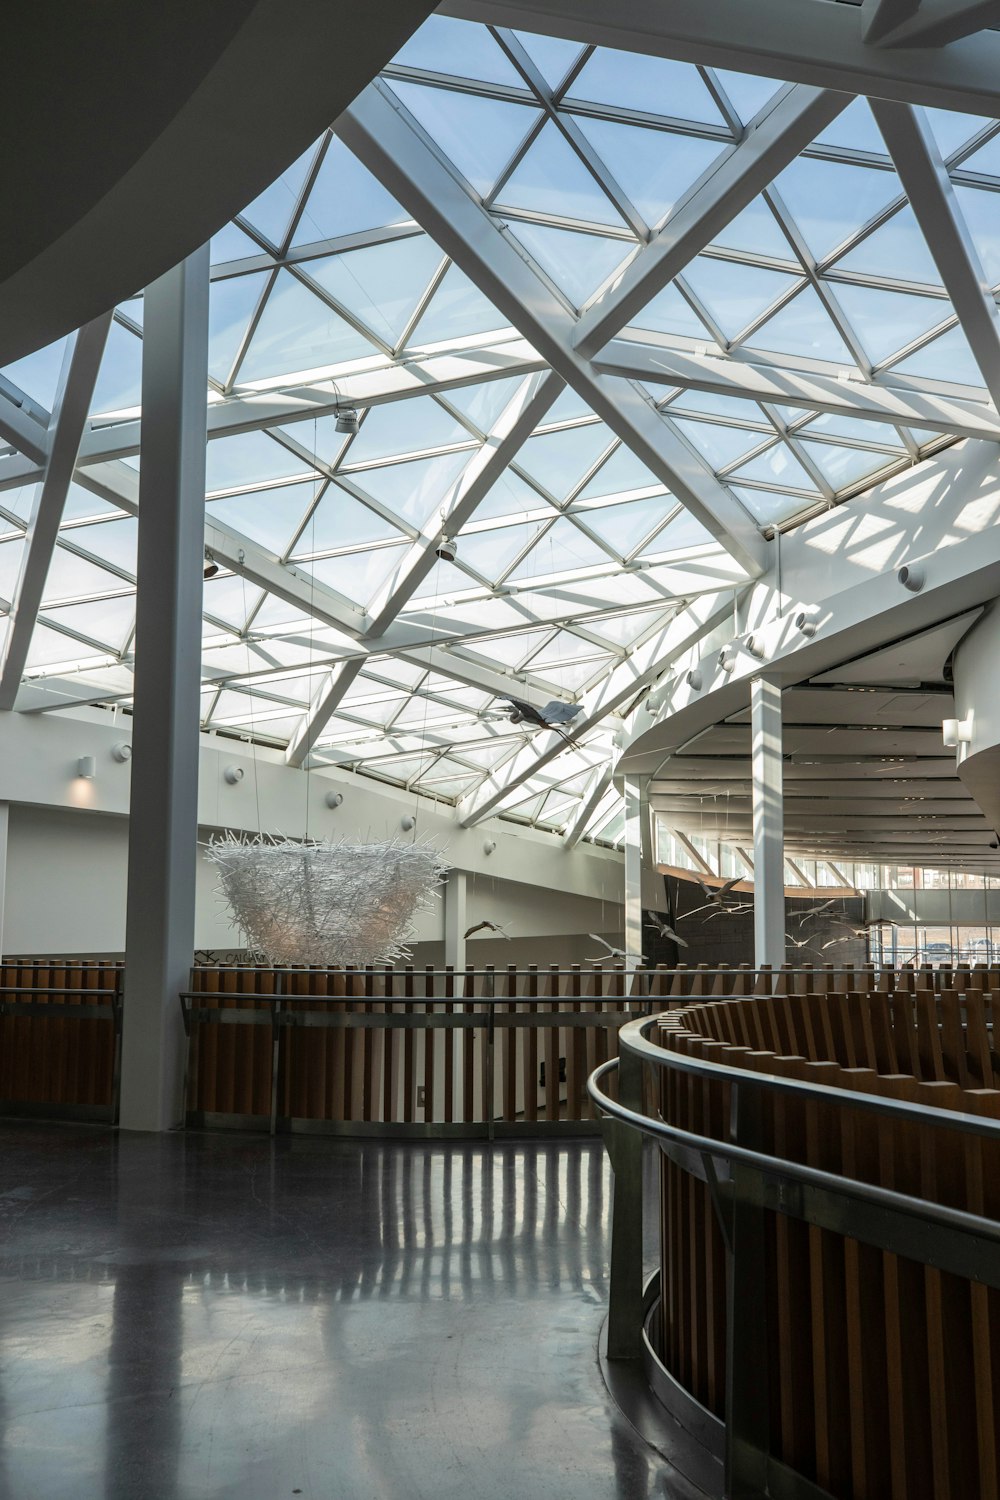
[{"xmin": 0, "ymin": 1126, "xmax": 700, "ymax": 1500}]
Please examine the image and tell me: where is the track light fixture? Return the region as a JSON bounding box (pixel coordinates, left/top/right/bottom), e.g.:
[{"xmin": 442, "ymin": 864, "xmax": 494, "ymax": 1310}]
[
  {"xmin": 686, "ymin": 667, "xmax": 703, "ymax": 691},
  {"xmin": 435, "ymin": 535, "xmax": 457, "ymax": 563},
  {"xmin": 898, "ymin": 563, "xmax": 924, "ymax": 593},
  {"xmin": 335, "ymin": 406, "xmax": 359, "ymax": 435},
  {"xmin": 942, "ymin": 717, "xmax": 972, "ymax": 748},
  {"xmin": 745, "ymin": 635, "xmax": 766, "ymax": 660},
  {"xmin": 794, "ymin": 612, "xmax": 817, "ymax": 638},
  {"xmin": 718, "ymin": 644, "xmax": 738, "ymax": 672}
]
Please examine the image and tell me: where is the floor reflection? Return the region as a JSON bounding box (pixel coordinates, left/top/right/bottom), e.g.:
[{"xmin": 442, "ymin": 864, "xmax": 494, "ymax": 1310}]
[{"xmin": 0, "ymin": 1127, "xmax": 681, "ymax": 1500}]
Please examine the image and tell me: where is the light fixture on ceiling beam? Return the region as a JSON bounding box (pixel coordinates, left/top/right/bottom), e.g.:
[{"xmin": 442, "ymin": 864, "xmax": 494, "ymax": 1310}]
[
  {"xmin": 224, "ymin": 765, "xmax": 244, "ymax": 785},
  {"xmin": 686, "ymin": 667, "xmax": 703, "ymax": 691},
  {"xmin": 942, "ymin": 717, "xmax": 972, "ymax": 747},
  {"xmin": 745, "ymin": 635, "xmax": 766, "ymax": 660},
  {"xmin": 483, "ymin": 839, "xmax": 496, "ymax": 855},
  {"xmin": 111, "ymin": 742, "xmax": 132, "ymax": 763},
  {"xmin": 898, "ymin": 563, "xmax": 925, "ymax": 592},
  {"xmin": 325, "ymin": 790, "xmax": 344, "ymax": 809},
  {"xmin": 718, "ymin": 644, "xmax": 738, "ymax": 671},
  {"xmin": 794, "ymin": 612, "xmax": 817, "ymax": 638},
  {"xmin": 435, "ymin": 535, "xmax": 457, "ymax": 563},
  {"xmin": 77, "ymin": 755, "xmax": 96, "ymax": 780},
  {"xmin": 335, "ymin": 406, "xmax": 360, "ymax": 435}
]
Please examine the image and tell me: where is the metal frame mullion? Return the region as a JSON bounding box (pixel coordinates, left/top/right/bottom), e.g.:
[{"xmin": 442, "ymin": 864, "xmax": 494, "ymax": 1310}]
[
  {"xmin": 224, "ymin": 267, "xmax": 279, "ymax": 393},
  {"xmin": 289, "ymin": 262, "xmax": 396, "ymax": 362},
  {"xmin": 395, "ymin": 253, "xmax": 452, "ymax": 352},
  {"xmin": 277, "ymin": 131, "xmax": 332, "ymax": 256},
  {"xmin": 761, "ymin": 405, "xmax": 837, "ymax": 503}
]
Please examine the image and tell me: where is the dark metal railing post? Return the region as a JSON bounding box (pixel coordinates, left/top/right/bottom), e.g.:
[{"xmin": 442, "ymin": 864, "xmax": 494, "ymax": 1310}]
[
  {"xmin": 724, "ymin": 1080, "xmax": 771, "ymax": 1499},
  {"xmin": 484, "ymin": 966, "xmax": 495, "ymax": 1142},
  {"xmin": 269, "ymin": 971, "xmax": 284, "ymax": 1136},
  {"xmin": 605, "ymin": 1040, "xmax": 645, "ymax": 1360}
]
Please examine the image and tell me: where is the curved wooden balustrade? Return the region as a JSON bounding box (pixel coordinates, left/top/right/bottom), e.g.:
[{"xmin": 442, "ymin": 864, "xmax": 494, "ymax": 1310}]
[{"xmin": 622, "ymin": 984, "xmax": 1000, "ymax": 1500}]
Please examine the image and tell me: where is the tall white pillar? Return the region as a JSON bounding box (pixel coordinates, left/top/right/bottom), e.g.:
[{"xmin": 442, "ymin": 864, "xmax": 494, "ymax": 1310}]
[
  {"xmin": 444, "ymin": 870, "xmax": 467, "ymax": 970},
  {"xmin": 119, "ymin": 246, "xmax": 209, "ymax": 1132},
  {"xmin": 751, "ymin": 676, "xmax": 785, "ymax": 970},
  {"xmin": 624, "ymin": 774, "xmax": 648, "ymax": 965}
]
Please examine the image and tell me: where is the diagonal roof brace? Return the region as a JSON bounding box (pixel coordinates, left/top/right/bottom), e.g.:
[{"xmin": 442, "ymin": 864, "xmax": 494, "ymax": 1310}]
[{"xmin": 862, "ymin": 0, "xmax": 1000, "ymax": 48}]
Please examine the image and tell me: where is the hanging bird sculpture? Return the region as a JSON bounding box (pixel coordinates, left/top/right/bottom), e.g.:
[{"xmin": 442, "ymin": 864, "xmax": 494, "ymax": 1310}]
[{"xmin": 644, "ymin": 911, "xmax": 689, "ymax": 948}]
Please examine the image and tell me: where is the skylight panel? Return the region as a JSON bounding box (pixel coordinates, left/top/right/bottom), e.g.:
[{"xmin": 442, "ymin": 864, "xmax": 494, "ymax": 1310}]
[
  {"xmin": 672, "ymin": 416, "xmax": 766, "ymax": 471},
  {"xmin": 955, "ymin": 132, "xmax": 1000, "ymax": 178},
  {"xmin": 924, "ymin": 107, "xmax": 994, "ymax": 161},
  {"xmin": 287, "ymin": 483, "xmax": 405, "ymax": 554},
  {"xmin": 951, "ymin": 186, "xmax": 1000, "ymax": 285},
  {"xmin": 302, "ymin": 542, "xmax": 410, "ymax": 604},
  {"xmin": 348, "ymin": 450, "xmax": 470, "ymax": 527},
  {"xmin": 709, "ymin": 68, "xmax": 784, "ymax": 125},
  {"xmin": 206, "ymin": 431, "xmax": 313, "ymax": 493},
  {"xmin": 506, "ymin": 517, "xmax": 611, "ymax": 580},
  {"xmin": 234, "ymin": 270, "xmax": 378, "ymax": 384},
  {"xmin": 729, "ymin": 484, "xmax": 816, "ymax": 526},
  {"xmin": 626, "ymin": 282, "xmax": 713, "ymax": 342},
  {"xmin": 728, "ymin": 442, "xmax": 820, "ymax": 492},
  {"xmin": 708, "ymin": 196, "xmax": 795, "ymax": 259},
  {"xmin": 680, "ymin": 258, "xmax": 801, "ymax": 340},
  {"xmin": 210, "ymin": 222, "xmax": 261, "ymax": 265},
  {"xmin": 1, "ymin": 335, "xmax": 69, "ymax": 413},
  {"xmin": 743, "ymin": 285, "xmax": 855, "ymax": 366},
  {"xmin": 344, "ymin": 395, "xmax": 471, "ymax": 465},
  {"xmin": 888, "ymin": 324, "xmax": 984, "ymax": 387},
  {"xmin": 389, "ymin": 82, "xmax": 540, "ymax": 198},
  {"xmin": 24, "ymin": 624, "xmax": 115, "ymax": 671},
  {"xmin": 815, "ymin": 98, "xmax": 887, "ymax": 156},
  {"xmin": 796, "ymin": 440, "xmax": 895, "ymax": 491},
  {"xmin": 801, "ymin": 412, "xmax": 905, "ymax": 447},
  {"xmin": 832, "ymin": 205, "xmax": 943, "ymax": 286},
  {"xmin": 507, "ymin": 223, "xmax": 636, "ymax": 310},
  {"xmin": 466, "ymin": 469, "xmax": 545, "ymax": 523},
  {"xmin": 832, "ymin": 283, "xmax": 952, "ymax": 366},
  {"xmin": 772, "ymin": 158, "xmax": 901, "ymax": 263},
  {"xmin": 0, "ymin": 539, "xmax": 26, "ymax": 600},
  {"xmin": 568, "ymin": 50, "xmax": 728, "ymax": 127},
  {"xmin": 499, "ymin": 121, "xmax": 629, "ymax": 229},
  {"xmin": 290, "ymin": 139, "xmax": 411, "ymax": 244},
  {"xmin": 41, "ymin": 595, "xmax": 134, "ymax": 652},
  {"xmin": 41, "ymin": 549, "xmax": 130, "ymax": 605},
  {"xmin": 208, "ymin": 271, "xmax": 269, "ymax": 384},
  {"xmin": 406, "ymin": 556, "xmax": 479, "ymax": 602},
  {"xmin": 63, "ymin": 481, "xmax": 126, "ymax": 524},
  {"xmin": 574, "ymin": 118, "xmax": 727, "ymax": 228},
  {"xmin": 583, "ymin": 607, "xmax": 665, "ymax": 647},
  {"xmin": 648, "ymin": 509, "xmax": 718, "ymax": 553},
  {"xmin": 575, "ymin": 445, "xmax": 664, "ymax": 501},
  {"xmin": 577, "ymin": 496, "xmax": 673, "ymax": 555},
  {"xmin": 203, "ymin": 574, "xmax": 263, "ymax": 629},
  {"xmin": 89, "ymin": 321, "xmax": 142, "ymax": 418},
  {"xmin": 237, "ymin": 141, "xmax": 318, "ymax": 248},
  {"xmin": 406, "ymin": 264, "xmax": 512, "ymax": 346},
  {"xmin": 391, "ymin": 16, "xmax": 524, "ymax": 86},
  {"xmin": 453, "ymin": 520, "xmax": 541, "ymax": 580},
  {"xmin": 511, "ymin": 31, "xmax": 586, "ymax": 89},
  {"xmin": 306, "ymin": 236, "xmax": 444, "ymax": 348},
  {"xmin": 440, "ymin": 376, "xmax": 523, "ymax": 431},
  {"xmin": 68, "ymin": 517, "xmax": 138, "ymax": 575},
  {"xmin": 517, "ymin": 421, "xmax": 615, "ymax": 498}
]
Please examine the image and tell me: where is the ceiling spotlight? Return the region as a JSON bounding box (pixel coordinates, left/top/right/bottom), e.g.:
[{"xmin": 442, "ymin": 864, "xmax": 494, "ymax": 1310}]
[
  {"xmin": 794, "ymin": 612, "xmax": 817, "ymax": 638},
  {"xmin": 77, "ymin": 755, "xmax": 96, "ymax": 780},
  {"xmin": 483, "ymin": 839, "xmax": 496, "ymax": 855},
  {"xmin": 111, "ymin": 742, "xmax": 132, "ymax": 763},
  {"xmin": 898, "ymin": 563, "xmax": 925, "ymax": 593},
  {"xmin": 686, "ymin": 667, "xmax": 703, "ymax": 691},
  {"xmin": 718, "ymin": 644, "xmax": 738, "ymax": 672},
  {"xmin": 204, "ymin": 562, "xmax": 219, "ymax": 579},
  {"xmin": 745, "ymin": 634, "xmax": 766, "ymax": 660},
  {"xmin": 435, "ymin": 535, "xmax": 457, "ymax": 563},
  {"xmin": 325, "ymin": 790, "xmax": 344, "ymax": 809},
  {"xmin": 335, "ymin": 406, "xmax": 360, "ymax": 435},
  {"xmin": 224, "ymin": 765, "xmax": 245, "ymax": 785},
  {"xmin": 942, "ymin": 717, "xmax": 972, "ymax": 747},
  {"xmin": 401, "ymin": 815, "xmax": 416, "ymax": 832},
  {"xmin": 646, "ymin": 688, "xmax": 666, "ymax": 714}
]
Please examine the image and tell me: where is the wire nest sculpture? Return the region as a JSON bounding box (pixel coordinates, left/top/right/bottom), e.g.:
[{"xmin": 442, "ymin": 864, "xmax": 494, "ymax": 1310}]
[{"xmin": 206, "ymin": 833, "xmax": 448, "ymax": 967}]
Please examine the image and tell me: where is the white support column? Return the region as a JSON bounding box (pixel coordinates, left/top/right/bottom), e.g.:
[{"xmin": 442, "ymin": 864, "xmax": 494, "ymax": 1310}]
[
  {"xmin": 444, "ymin": 870, "xmax": 468, "ymax": 971},
  {"xmin": 0, "ymin": 802, "xmax": 8, "ymax": 960},
  {"xmin": 120, "ymin": 246, "xmax": 209, "ymax": 1133},
  {"xmin": 750, "ymin": 677, "xmax": 785, "ymax": 971},
  {"xmin": 624, "ymin": 775, "xmax": 648, "ymax": 966}
]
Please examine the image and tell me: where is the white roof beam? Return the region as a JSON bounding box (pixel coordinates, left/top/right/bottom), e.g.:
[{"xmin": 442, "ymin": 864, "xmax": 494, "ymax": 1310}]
[
  {"xmin": 0, "ymin": 313, "xmax": 112, "ymax": 712},
  {"xmin": 456, "ymin": 591, "xmax": 736, "ymax": 826},
  {"xmin": 337, "ymin": 82, "xmax": 768, "ymax": 577},
  {"xmin": 574, "ymin": 85, "xmax": 853, "ymax": 358},
  {"xmin": 0, "ymin": 387, "xmax": 49, "ymax": 466},
  {"xmin": 562, "ymin": 764, "xmax": 613, "ymax": 848},
  {"xmin": 442, "ymin": 0, "xmax": 1000, "ymax": 117},
  {"xmin": 870, "ymin": 101, "xmax": 1000, "ymax": 411},
  {"xmin": 863, "ymin": 0, "xmax": 1000, "ymax": 48},
  {"xmin": 594, "ymin": 338, "xmax": 1000, "ymax": 440}
]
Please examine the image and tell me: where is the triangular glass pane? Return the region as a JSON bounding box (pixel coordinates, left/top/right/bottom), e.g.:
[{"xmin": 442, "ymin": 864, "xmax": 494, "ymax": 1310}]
[
  {"xmin": 508, "ymin": 223, "xmax": 635, "ymax": 309},
  {"xmin": 69, "ymin": 518, "xmax": 138, "ymax": 575},
  {"xmin": 0, "ymin": 539, "xmax": 25, "ymax": 600},
  {"xmin": 569, "ymin": 50, "xmax": 727, "ymax": 126},
  {"xmin": 441, "ymin": 376, "xmax": 522, "ymax": 432},
  {"xmin": 238, "ymin": 142, "xmax": 318, "ymax": 248},
  {"xmin": 889, "ymin": 323, "xmax": 984, "ymax": 387},
  {"xmin": 681, "ymin": 258, "xmax": 800, "ymax": 339},
  {"xmin": 390, "ymin": 82, "xmax": 539, "ymax": 197},
  {"xmin": 517, "ymin": 421, "xmax": 614, "ymax": 498},
  {"xmin": 673, "ymin": 417, "xmax": 764, "ymax": 470},
  {"xmin": 206, "ymin": 431, "xmax": 312, "ymax": 493},
  {"xmin": 236, "ymin": 270, "xmax": 376, "ymax": 384},
  {"xmin": 834, "ymin": 205, "xmax": 942, "ymax": 286},
  {"xmin": 275, "ymin": 416, "xmax": 350, "ymax": 471},
  {"xmin": 306, "ymin": 236, "xmax": 444, "ymax": 346},
  {"xmin": 539, "ymin": 388, "xmax": 597, "ymax": 426},
  {"xmin": 816, "ymin": 98, "xmax": 886, "ymax": 155},
  {"xmin": 576, "ymin": 445, "xmax": 662, "ymax": 500},
  {"xmin": 291, "ymin": 139, "xmax": 411, "ymax": 244},
  {"xmin": 507, "ymin": 518, "xmax": 610, "ymax": 580},
  {"xmin": 730, "ymin": 484, "xmax": 811, "ymax": 525},
  {"xmin": 710, "ymin": 196, "xmax": 792, "ymax": 258},
  {"xmin": 832, "ymin": 283, "xmax": 950, "ymax": 365},
  {"xmin": 301, "ymin": 543, "xmax": 410, "ymax": 605},
  {"xmin": 925, "ymin": 107, "xmax": 993, "ymax": 161},
  {"xmin": 63, "ymin": 481, "xmax": 125, "ymax": 524},
  {"xmin": 774, "ymin": 157, "xmax": 901, "ymax": 263},
  {"xmin": 955, "ymin": 131, "xmax": 1000, "ymax": 178},
  {"xmin": 513, "ymin": 31, "xmax": 585, "ymax": 88},
  {"xmin": 42, "ymin": 548, "xmax": 131, "ymax": 604},
  {"xmin": 467, "ymin": 469, "xmax": 545, "ymax": 523},
  {"xmin": 345, "ymin": 396, "xmax": 471, "ymax": 464},
  {"xmin": 711, "ymin": 68, "xmax": 784, "ymax": 124},
  {"xmin": 729, "ymin": 442, "xmax": 820, "ymax": 491},
  {"xmin": 211, "ymin": 222, "xmax": 261, "ymax": 264},
  {"xmin": 406, "ymin": 557, "xmax": 475, "ymax": 601},
  {"xmin": 745, "ymin": 286, "xmax": 855, "ymax": 365},
  {"xmin": 208, "ymin": 272, "xmax": 269, "ymax": 383},
  {"xmin": 576, "ymin": 118, "xmax": 725, "ymax": 227},
  {"xmin": 584, "ymin": 608, "xmax": 665, "ymax": 646},
  {"xmin": 90, "ymin": 321, "xmax": 143, "ymax": 417},
  {"xmin": 953, "ymin": 185, "xmax": 1000, "ymax": 285},
  {"xmin": 648, "ymin": 510, "xmax": 717, "ymax": 553},
  {"xmin": 25, "ymin": 623, "xmax": 111, "ymax": 670},
  {"xmin": 801, "ymin": 411, "xmax": 905, "ymax": 447},
  {"xmin": 208, "ymin": 480, "xmax": 317, "ymax": 555},
  {"xmin": 42, "ymin": 595, "xmax": 134, "ymax": 651},
  {"xmin": 671, "ymin": 390, "xmax": 769, "ymax": 424},
  {"xmin": 454, "ymin": 520, "xmax": 539, "ymax": 580},
  {"xmin": 203, "ymin": 575, "xmax": 263, "ymax": 628},
  {"xmin": 796, "ymin": 441, "xmax": 893, "ymax": 491},
  {"xmin": 296, "ymin": 485, "xmax": 407, "ymax": 554},
  {"xmin": 499, "ymin": 121, "xmax": 628, "ymax": 228},
  {"xmin": 629, "ymin": 281, "xmax": 714, "ymax": 341},
  {"xmin": 391, "ymin": 16, "xmax": 523, "ymax": 85},
  {"xmin": 407, "ymin": 264, "xmax": 512, "ymax": 346},
  {"xmin": 580, "ymin": 497, "xmax": 673, "ymax": 555},
  {"xmin": 1, "ymin": 336, "xmax": 69, "ymax": 412},
  {"xmin": 351, "ymin": 450, "xmax": 470, "ymax": 526}
]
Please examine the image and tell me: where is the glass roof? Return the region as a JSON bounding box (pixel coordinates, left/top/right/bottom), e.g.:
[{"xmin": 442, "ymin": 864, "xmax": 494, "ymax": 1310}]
[{"xmin": 1, "ymin": 15, "xmax": 998, "ymax": 847}]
